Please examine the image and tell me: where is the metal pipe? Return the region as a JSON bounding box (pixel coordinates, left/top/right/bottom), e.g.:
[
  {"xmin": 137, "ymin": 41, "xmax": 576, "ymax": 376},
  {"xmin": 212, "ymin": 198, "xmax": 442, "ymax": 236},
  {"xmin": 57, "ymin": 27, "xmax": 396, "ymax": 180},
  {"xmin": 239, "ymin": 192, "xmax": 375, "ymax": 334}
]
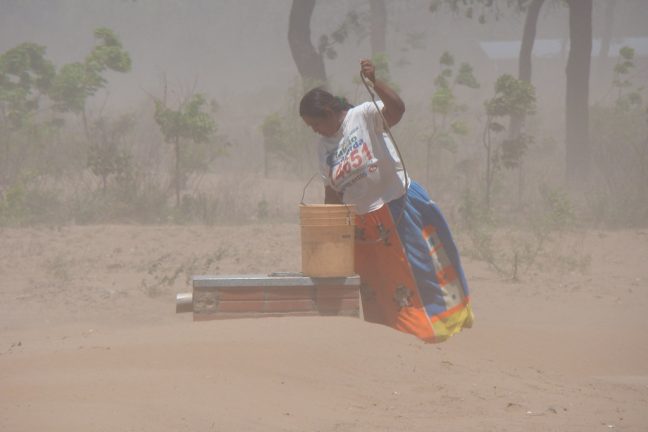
[{"xmin": 176, "ymin": 292, "xmax": 193, "ymax": 313}]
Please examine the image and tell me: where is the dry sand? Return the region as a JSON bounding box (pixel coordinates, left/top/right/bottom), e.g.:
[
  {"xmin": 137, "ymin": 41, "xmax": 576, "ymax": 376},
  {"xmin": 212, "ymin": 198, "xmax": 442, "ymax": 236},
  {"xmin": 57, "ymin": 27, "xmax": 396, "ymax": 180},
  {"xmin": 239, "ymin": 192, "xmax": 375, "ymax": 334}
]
[{"xmin": 1, "ymin": 224, "xmax": 647, "ymax": 431}]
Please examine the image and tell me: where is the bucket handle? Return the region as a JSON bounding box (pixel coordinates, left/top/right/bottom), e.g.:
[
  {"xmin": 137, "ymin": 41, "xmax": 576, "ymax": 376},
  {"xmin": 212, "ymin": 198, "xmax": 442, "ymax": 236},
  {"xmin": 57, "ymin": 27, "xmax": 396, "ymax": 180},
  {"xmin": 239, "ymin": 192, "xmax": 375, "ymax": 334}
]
[
  {"xmin": 300, "ymin": 173, "xmax": 355, "ymax": 221},
  {"xmin": 300, "ymin": 173, "xmax": 318, "ymax": 205}
]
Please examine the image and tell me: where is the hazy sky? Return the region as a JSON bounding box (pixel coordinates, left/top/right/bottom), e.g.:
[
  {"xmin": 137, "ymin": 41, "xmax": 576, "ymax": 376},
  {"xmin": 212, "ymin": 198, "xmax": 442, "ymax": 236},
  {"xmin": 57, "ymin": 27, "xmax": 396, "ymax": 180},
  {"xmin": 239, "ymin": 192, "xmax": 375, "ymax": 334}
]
[{"xmin": 1, "ymin": 1, "xmax": 646, "ymax": 141}]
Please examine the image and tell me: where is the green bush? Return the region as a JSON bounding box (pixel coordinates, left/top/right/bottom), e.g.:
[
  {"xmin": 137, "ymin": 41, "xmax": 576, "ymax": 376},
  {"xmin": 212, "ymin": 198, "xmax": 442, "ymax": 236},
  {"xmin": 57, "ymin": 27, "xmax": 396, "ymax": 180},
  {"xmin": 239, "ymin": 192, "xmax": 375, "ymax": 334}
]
[{"xmin": 0, "ymin": 176, "xmax": 67, "ymax": 226}]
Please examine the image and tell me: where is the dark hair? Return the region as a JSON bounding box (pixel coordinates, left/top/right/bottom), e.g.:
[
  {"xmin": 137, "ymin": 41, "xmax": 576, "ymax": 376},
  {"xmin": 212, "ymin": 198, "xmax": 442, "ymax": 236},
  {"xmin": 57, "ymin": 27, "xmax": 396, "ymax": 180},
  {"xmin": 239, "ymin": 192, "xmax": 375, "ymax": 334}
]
[{"xmin": 299, "ymin": 87, "xmax": 353, "ymax": 118}]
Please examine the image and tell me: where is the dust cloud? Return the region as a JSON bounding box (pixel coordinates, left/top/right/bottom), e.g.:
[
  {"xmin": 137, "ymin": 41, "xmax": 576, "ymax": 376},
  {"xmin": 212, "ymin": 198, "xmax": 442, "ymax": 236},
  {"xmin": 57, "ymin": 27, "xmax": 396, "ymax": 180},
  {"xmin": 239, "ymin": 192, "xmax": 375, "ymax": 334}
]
[{"xmin": 1, "ymin": 1, "xmax": 647, "ymax": 431}]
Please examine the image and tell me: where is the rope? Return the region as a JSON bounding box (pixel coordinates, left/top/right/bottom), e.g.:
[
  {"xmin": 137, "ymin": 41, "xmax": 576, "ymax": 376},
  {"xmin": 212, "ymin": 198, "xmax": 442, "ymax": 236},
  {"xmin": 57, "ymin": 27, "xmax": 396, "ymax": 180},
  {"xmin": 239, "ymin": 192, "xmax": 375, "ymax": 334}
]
[{"xmin": 358, "ymin": 71, "xmax": 410, "ymax": 244}]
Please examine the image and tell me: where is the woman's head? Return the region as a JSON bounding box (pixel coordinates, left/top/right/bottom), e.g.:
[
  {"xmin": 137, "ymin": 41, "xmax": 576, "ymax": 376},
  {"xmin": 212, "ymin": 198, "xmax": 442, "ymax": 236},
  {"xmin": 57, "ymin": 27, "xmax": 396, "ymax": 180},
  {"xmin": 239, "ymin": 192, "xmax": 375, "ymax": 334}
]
[{"xmin": 299, "ymin": 87, "xmax": 352, "ymax": 137}]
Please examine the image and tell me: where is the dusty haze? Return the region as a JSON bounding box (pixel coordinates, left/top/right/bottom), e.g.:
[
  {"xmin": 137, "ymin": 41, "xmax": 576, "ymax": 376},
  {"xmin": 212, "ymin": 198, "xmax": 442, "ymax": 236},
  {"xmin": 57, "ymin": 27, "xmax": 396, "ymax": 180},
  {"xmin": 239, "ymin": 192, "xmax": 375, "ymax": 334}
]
[{"xmin": 1, "ymin": 1, "xmax": 647, "ymax": 431}]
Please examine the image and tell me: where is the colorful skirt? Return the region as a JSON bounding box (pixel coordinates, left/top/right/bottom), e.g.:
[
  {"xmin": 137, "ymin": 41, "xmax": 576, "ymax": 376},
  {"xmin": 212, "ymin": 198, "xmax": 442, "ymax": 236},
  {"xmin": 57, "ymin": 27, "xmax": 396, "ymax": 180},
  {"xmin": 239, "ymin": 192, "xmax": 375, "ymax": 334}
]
[{"xmin": 354, "ymin": 181, "xmax": 474, "ymax": 343}]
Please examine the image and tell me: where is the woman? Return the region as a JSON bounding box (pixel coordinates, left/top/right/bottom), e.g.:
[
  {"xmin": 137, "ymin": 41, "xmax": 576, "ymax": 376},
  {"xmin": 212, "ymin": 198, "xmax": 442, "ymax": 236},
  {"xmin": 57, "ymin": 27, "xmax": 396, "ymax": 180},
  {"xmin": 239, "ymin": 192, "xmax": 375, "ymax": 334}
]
[{"xmin": 300, "ymin": 59, "xmax": 473, "ymax": 343}]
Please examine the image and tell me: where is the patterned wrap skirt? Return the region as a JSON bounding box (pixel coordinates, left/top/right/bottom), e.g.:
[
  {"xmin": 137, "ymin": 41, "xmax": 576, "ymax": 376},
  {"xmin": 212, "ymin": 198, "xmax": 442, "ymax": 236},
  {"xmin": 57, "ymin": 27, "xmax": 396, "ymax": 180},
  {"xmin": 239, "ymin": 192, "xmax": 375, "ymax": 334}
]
[{"xmin": 354, "ymin": 181, "xmax": 474, "ymax": 343}]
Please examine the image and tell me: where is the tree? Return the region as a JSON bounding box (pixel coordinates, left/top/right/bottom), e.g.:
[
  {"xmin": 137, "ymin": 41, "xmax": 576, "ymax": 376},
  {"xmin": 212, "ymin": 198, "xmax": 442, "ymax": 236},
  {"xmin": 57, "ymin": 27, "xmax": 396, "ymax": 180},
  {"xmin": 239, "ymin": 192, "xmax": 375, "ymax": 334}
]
[
  {"xmin": 430, "ymin": 0, "xmax": 545, "ymax": 205},
  {"xmin": 288, "ymin": 1, "xmax": 365, "ymax": 88},
  {"xmin": 509, "ymin": 0, "xmax": 545, "ymax": 206},
  {"xmin": 260, "ymin": 80, "xmax": 315, "ymax": 179},
  {"xmin": 427, "ymin": 51, "xmax": 480, "ymax": 189},
  {"xmin": 589, "ymin": 46, "xmax": 647, "ymax": 226},
  {"xmin": 611, "ymin": 47, "xmax": 643, "ymax": 112},
  {"xmin": 49, "ymin": 27, "xmax": 131, "ymax": 140},
  {"xmin": 432, "ymin": 0, "xmax": 594, "ymax": 191},
  {"xmin": 564, "ymin": 0, "xmax": 593, "ymax": 191},
  {"xmin": 430, "ymin": 0, "xmax": 544, "ymax": 138},
  {"xmin": 154, "ymin": 93, "xmax": 217, "ymax": 208},
  {"xmin": 288, "ymin": 0, "xmax": 327, "ymax": 86},
  {"xmin": 0, "ymin": 43, "xmax": 56, "ymax": 184},
  {"xmin": 509, "ymin": 0, "xmax": 545, "ymax": 139},
  {"xmin": 483, "ymin": 74, "xmax": 536, "ymax": 210},
  {"xmin": 87, "ymin": 114, "xmax": 135, "ymax": 193}
]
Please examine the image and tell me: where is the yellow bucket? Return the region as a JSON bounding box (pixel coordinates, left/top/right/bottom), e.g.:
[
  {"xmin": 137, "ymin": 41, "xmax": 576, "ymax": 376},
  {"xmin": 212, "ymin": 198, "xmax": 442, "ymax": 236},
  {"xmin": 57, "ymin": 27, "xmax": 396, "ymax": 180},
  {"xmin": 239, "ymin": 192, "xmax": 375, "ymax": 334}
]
[{"xmin": 300, "ymin": 204, "xmax": 356, "ymax": 277}]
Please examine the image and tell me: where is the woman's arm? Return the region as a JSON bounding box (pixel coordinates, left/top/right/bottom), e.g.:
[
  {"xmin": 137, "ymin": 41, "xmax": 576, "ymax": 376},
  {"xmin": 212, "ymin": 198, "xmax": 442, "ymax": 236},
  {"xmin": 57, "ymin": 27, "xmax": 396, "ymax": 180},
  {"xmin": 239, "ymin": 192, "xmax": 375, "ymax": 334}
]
[{"xmin": 360, "ymin": 59, "xmax": 405, "ymax": 127}]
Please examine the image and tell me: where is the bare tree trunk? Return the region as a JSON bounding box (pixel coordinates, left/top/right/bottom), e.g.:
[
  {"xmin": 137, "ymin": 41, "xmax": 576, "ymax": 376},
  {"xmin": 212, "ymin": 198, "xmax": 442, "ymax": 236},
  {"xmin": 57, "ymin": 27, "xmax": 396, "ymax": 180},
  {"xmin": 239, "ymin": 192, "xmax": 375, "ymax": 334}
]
[
  {"xmin": 369, "ymin": 0, "xmax": 387, "ymax": 56},
  {"xmin": 288, "ymin": 0, "xmax": 326, "ymax": 87},
  {"xmin": 565, "ymin": 0, "xmax": 593, "ymax": 191},
  {"xmin": 82, "ymin": 108, "xmax": 91, "ymax": 143},
  {"xmin": 509, "ymin": 0, "xmax": 544, "ymax": 139},
  {"xmin": 510, "ymin": 0, "xmax": 544, "ymax": 208}
]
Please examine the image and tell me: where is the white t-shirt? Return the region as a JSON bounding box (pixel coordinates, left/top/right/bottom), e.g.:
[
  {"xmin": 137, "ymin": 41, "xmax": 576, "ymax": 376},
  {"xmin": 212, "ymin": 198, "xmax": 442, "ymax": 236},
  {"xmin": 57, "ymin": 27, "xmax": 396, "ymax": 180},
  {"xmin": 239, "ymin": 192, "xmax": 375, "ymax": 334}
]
[{"xmin": 316, "ymin": 101, "xmax": 408, "ymax": 215}]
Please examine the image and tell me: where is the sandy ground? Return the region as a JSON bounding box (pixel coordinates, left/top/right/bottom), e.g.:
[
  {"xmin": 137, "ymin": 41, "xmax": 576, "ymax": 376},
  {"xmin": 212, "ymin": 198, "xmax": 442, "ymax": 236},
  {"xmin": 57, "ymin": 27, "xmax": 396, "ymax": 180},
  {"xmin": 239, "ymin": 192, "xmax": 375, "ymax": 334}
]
[{"xmin": 1, "ymin": 223, "xmax": 647, "ymax": 431}]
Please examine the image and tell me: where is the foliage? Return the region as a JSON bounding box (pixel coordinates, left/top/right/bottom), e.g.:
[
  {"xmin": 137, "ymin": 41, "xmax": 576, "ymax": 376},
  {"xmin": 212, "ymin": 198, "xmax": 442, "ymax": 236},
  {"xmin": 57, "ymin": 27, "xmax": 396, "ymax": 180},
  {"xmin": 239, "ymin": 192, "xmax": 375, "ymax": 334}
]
[
  {"xmin": 482, "ymin": 74, "xmax": 536, "ymax": 208},
  {"xmin": 0, "ymin": 43, "xmax": 55, "ymax": 128},
  {"xmin": 430, "ymin": 51, "xmax": 479, "ymax": 127},
  {"xmin": 317, "ymin": 10, "xmax": 365, "ymax": 61},
  {"xmin": 260, "ymin": 80, "xmax": 314, "ymax": 178},
  {"xmin": 612, "ymin": 46, "xmax": 644, "ymax": 112},
  {"xmin": 458, "ymin": 182, "xmax": 586, "ymax": 280},
  {"xmin": 424, "ymin": 51, "xmax": 480, "ymax": 190},
  {"xmin": 70, "ymin": 171, "xmax": 170, "ymax": 225},
  {"xmin": 455, "ymin": 63, "xmax": 480, "ymax": 89},
  {"xmin": 87, "ymin": 114, "xmax": 135, "ymax": 192},
  {"xmin": 535, "ymin": 184, "xmax": 576, "ymax": 229},
  {"xmin": 457, "ymin": 188, "xmax": 504, "ymax": 273},
  {"xmin": 0, "ymin": 27, "xmax": 132, "ymax": 209},
  {"xmin": 0, "ymin": 43, "xmax": 58, "ymax": 186},
  {"xmin": 0, "ymin": 173, "xmax": 66, "ymax": 226},
  {"xmin": 583, "ymin": 45, "xmax": 648, "ymax": 227},
  {"xmin": 485, "ymin": 74, "xmax": 536, "ymax": 118},
  {"xmin": 429, "ymin": 0, "xmax": 532, "ymax": 22},
  {"xmin": 154, "ymin": 92, "xmax": 220, "ymax": 207},
  {"xmin": 49, "ymin": 27, "xmax": 131, "ymax": 115},
  {"xmin": 155, "ymin": 94, "xmax": 215, "ymax": 145}
]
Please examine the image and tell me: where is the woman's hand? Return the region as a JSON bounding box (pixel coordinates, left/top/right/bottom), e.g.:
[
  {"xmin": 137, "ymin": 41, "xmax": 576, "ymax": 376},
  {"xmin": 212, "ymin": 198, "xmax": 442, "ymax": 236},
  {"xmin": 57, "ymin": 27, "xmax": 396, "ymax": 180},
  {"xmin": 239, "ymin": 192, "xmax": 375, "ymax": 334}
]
[
  {"xmin": 360, "ymin": 59, "xmax": 376, "ymax": 84},
  {"xmin": 359, "ymin": 58, "xmax": 405, "ymax": 127}
]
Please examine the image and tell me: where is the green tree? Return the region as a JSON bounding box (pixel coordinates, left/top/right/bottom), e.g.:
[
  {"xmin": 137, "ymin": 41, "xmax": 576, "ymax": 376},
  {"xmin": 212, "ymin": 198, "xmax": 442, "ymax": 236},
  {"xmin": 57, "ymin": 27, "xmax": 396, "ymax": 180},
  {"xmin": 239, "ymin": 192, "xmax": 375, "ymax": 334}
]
[
  {"xmin": 612, "ymin": 46, "xmax": 643, "ymax": 112},
  {"xmin": 588, "ymin": 46, "xmax": 647, "ymax": 226},
  {"xmin": 427, "ymin": 51, "xmax": 479, "ymax": 189},
  {"xmin": 260, "ymin": 80, "xmax": 313, "ymax": 178},
  {"xmin": 88, "ymin": 114, "xmax": 135, "ymax": 193},
  {"xmin": 0, "ymin": 43, "xmax": 55, "ymax": 184},
  {"xmin": 49, "ymin": 27, "xmax": 131, "ymax": 140},
  {"xmin": 154, "ymin": 93, "xmax": 217, "ymax": 208},
  {"xmin": 432, "ymin": 0, "xmax": 595, "ymax": 192},
  {"xmin": 482, "ymin": 74, "xmax": 536, "ymax": 210}
]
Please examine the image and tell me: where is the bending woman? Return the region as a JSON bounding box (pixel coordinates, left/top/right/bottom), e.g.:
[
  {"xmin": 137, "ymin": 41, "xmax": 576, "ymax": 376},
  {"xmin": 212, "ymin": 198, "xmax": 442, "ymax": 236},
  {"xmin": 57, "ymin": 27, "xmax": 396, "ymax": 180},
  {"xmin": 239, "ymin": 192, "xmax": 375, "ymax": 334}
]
[{"xmin": 299, "ymin": 59, "xmax": 474, "ymax": 343}]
